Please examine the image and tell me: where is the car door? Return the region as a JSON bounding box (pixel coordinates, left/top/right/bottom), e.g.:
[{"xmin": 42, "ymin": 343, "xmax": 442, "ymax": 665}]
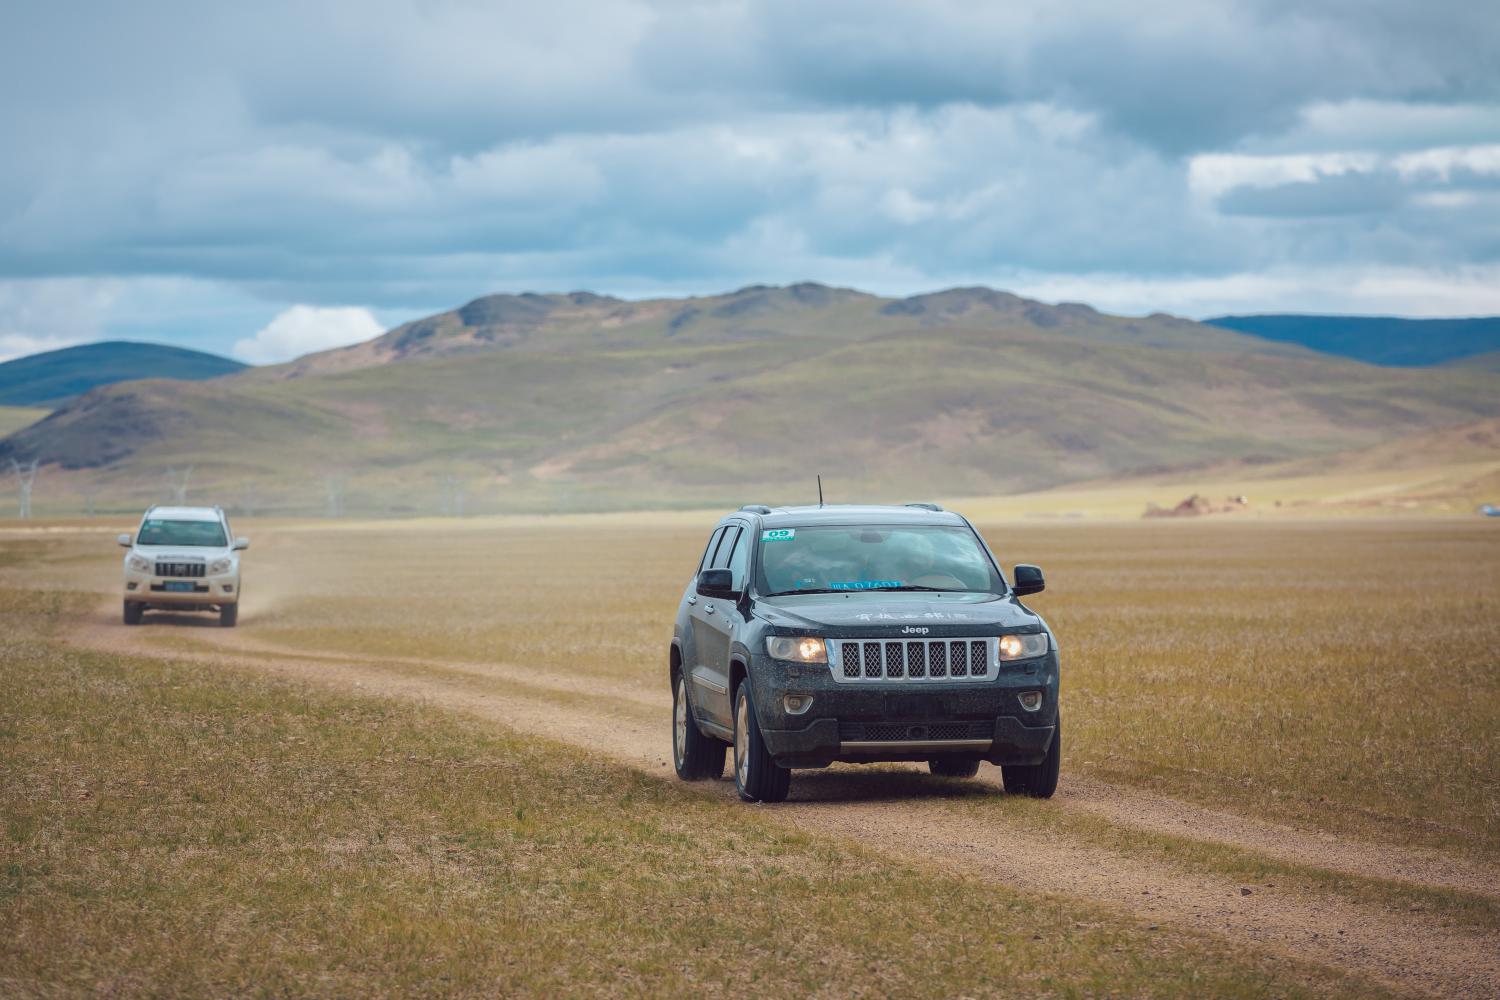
[
  {"xmin": 686, "ymin": 526, "xmax": 728, "ymax": 716},
  {"xmin": 691, "ymin": 521, "xmax": 745, "ymax": 727}
]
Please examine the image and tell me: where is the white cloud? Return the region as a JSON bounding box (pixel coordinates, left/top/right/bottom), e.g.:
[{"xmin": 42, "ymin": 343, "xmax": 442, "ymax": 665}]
[
  {"xmin": 0, "ymin": 2, "xmax": 1498, "ymax": 322},
  {"xmin": 0, "ymin": 276, "xmax": 123, "ymax": 361},
  {"xmin": 232, "ymin": 305, "xmax": 383, "ymax": 365},
  {"xmin": 0, "ymin": 332, "xmax": 87, "ymax": 364},
  {"xmin": 1008, "ymin": 264, "xmax": 1500, "ymax": 319},
  {"xmin": 1187, "ymin": 152, "xmax": 1381, "ymax": 199},
  {"xmin": 1393, "ymin": 143, "xmax": 1500, "ymax": 180}
]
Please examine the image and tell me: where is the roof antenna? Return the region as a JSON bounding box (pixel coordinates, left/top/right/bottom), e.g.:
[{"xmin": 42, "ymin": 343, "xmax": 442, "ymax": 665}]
[{"xmin": 817, "ymin": 475, "xmax": 824, "ymax": 508}]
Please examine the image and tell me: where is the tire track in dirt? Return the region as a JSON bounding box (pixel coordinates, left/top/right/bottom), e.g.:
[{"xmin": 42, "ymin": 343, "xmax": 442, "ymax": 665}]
[
  {"xmin": 68, "ymin": 610, "xmax": 1500, "ymax": 999},
  {"xmin": 95, "ymin": 609, "xmax": 1500, "ymax": 903}
]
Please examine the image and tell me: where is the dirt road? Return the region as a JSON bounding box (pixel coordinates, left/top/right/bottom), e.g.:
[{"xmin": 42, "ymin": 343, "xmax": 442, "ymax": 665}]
[{"xmin": 70, "ymin": 608, "xmax": 1500, "ymax": 998}]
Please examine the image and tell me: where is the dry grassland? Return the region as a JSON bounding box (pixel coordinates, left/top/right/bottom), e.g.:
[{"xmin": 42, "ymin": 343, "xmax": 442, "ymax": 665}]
[
  {"xmin": 3, "ymin": 588, "xmax": 1372, "ymax": 998},
  {"xmin": 3, "ymin": 514, "xmax": 1498, "ymax": 996},
  {"xmin": 94, "ymin": 515, "xmax": 1493, "ymax": 858}
]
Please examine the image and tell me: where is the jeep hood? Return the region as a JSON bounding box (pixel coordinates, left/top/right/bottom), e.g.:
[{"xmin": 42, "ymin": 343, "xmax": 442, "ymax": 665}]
[{"xmin": 753, "ymin": 592, "xmax": 1042, "ymax": 635}]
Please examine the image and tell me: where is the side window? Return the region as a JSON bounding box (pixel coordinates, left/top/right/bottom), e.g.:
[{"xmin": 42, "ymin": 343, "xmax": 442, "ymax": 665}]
[
  {"xmin": 725, "ymin": 527, "xmax": 750, "ymax": 592},
  {"xmin": 711, "ymin": 526, "xmax": 742, "ymax": 570},
  {"xmin": 696, "ymin": 528, "xmax": 725, "ymax": 575}
]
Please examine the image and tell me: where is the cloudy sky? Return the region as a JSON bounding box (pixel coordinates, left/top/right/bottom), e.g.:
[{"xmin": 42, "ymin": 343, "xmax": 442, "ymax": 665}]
[{"xmin": 1, "ymin": 0, "xmax": 1498, "ymax": 363}]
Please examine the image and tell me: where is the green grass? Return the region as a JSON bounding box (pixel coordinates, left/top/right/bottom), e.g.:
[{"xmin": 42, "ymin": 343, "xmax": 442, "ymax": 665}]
[{"xmin": 0, "ymin": 586, "xmax": 1380, "ymax": 998}]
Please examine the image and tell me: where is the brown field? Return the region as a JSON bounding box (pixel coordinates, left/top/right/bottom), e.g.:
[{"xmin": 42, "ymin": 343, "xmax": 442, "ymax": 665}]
[{"xmin": 3, "ymin": 514, "xmax": 1499, "ymax": 997}]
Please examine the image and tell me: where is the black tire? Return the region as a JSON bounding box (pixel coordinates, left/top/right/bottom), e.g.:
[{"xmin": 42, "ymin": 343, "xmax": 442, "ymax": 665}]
[
  {"xmin": 672, "ymin": 672, "xmax": 725, "ymax": 780},
  {"xmin": 1002, "ymin": 716, "xmax": 1061, "ymax": 798},
  {"xmin": 732, "ymin": 682, "xmax": 790, "ymax": 803},
  {"xmin": 123, "ymin": 601, "xmax": 143, "ymax": 626},
  {"xmin": 219, "ymin": 602, "xmax": 238, "ymax": 628},
  {"xmin": 928, "ymin": 756, "xmax": 981, "ymax": 778}
]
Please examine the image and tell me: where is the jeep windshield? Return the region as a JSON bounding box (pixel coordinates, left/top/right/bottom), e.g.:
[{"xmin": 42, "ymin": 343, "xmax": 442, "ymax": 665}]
[
  {"xmin": 756, "ymin": 524, "xmax": 1003, "ymax": 596},
  {"xmin": 136, "ymin": 519, "xmax": 226, "ymax": 547}
]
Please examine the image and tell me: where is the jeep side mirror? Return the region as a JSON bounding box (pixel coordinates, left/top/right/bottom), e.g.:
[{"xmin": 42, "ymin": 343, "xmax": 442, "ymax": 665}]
[
  {"xmin": 1012, "ymin": 564, "xmax": 1045, "ymax": 597},
  {"xmin": 117, "ymin": 533, "xmax": 132, "ymax": 548},
  {"xmin": 697, "ymin": 567, "xmax": 737, "ymax": 599},
  {"xmin": 232, "ymin": 537, "xmax": 250, "ymax": 551}
]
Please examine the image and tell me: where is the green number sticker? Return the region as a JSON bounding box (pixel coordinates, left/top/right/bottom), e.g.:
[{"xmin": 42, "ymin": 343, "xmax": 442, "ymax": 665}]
[{"xmin": 761, "ymin": 528, "xmax": 795, "ymax": 543}]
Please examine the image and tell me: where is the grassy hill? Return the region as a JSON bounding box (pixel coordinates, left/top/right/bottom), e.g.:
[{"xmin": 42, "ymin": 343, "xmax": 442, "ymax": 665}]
[
  {"xmin": 1204, "ymin": 314, "xmax": 1500, "ymax": 367},
  {"xmin": 1445, "ymin": 350, "xmax": 1500, "ymax": 373},
  {"xmin": 0, "ymin": 341, "xmax": 245, "ymax": 407},
  {"xmin": 0, "ymin": 405, "xmax": 47, "ymax": 438},
  {"xmin": 950, "ymin": 416, "xmax": 1500, "ymax": 520},
  {"xmin": 4, "ymin": 285, "xmax": 1498, "ymax": 516}
]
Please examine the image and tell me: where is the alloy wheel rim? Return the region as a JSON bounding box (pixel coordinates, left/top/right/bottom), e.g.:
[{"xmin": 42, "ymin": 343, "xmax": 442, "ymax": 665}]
[
  {"xmin": 734, "ymin": 690, "xmax": 750, "ymax": 787},
  {"xmin": 673, "ymin": 678, "xmax": 687, "ymax": 769}
]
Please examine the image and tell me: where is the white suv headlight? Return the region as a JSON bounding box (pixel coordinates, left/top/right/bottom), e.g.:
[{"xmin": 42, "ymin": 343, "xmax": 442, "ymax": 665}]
[
  {"xmin": 998, "ymin": 633, "xmax": 1049, "ymax": 661},
  {"xmin": 127, "ymin": 555, "xmax": 151, "ymax": 573},
  {"xmin": 766, "ymin": 636, "xmax": 827, "ymax": 663},
  {"xmin": 208, "ymin": 557, "xmax": 232, "ymax": 575}
]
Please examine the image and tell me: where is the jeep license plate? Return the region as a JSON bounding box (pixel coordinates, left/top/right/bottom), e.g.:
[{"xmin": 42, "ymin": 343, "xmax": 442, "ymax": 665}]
[
  {"xmin": 164, "ymin": 581, "xmax": 194, "ymax": 592},
  {"xmin": 886, "ymin": 694, "xmax": 943, "ymax": 717}
]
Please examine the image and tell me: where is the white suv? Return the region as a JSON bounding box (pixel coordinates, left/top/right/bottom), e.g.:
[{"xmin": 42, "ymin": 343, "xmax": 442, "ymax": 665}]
[{"xmin": 118, "ymin": 505, "xmax": 249, "ymax": 627}]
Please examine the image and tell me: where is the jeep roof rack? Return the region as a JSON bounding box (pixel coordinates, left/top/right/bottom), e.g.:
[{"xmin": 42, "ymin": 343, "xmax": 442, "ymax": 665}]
[
  {"xmin": 904, "ymin": 502, "xmax": 944, "ymax": 512},
  {"xmin": 739, "ymin": 504, "xmax": 774, "ymax": 514}
]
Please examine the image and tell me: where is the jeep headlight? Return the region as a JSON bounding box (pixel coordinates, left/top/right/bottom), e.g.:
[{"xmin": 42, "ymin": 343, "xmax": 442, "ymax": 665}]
[
  {"xmin": 127, "ymin": 554, "xmax": 151, "ymax": 573},
  {"xmin": 998, "ymin": 633, "xmax": 1049, "ymax": 661},
  {"xmin": 208, "ymin": 557, "xmax": 232, "ymax": 575},
  {"xmin": 766, "ymin": 636, "xmax": 827, "ymax": 663}
]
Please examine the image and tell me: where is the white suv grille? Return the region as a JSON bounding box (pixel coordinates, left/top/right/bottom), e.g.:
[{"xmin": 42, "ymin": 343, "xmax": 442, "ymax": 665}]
[
  {"xmin": 828, "ymin": 638, "xmax": 993, "ymax": 683},
  {"xmin": 156, "ymin": 560, "xmax": 206, "ymax": 578}
]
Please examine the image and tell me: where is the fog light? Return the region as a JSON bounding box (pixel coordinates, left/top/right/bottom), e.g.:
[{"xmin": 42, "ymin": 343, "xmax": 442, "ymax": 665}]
[
  {"xmin": 221, "ymin": 584, "xmax": 234, "ymax": 593},
  {"xmin": 126, "ymin": 582, "xmax": 138, "ymax": 591},
  {"xmin": 1018, "ymin": 691, "xmax": 1043, "ymax": 711},
  {"xmin": 783, "ymin": 694, "xmax": 814, "ymax": 715}
]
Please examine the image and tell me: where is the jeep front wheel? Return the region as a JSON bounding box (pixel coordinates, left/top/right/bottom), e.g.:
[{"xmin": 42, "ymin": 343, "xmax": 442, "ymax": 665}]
[
  {"xmin": 732, "ymin": 682, "xmax": 790, "ymax": 803},
  {"xmin": 122, "ymin": 601, "xmax": 143, "ymax": 626},
  {"xmin": 672, "ymin": 673, "xmax": 725, "ymax": 780},
  {"xmin": 219, "ymin": 603, "xmax": 238, "ymax": 628},
  {"xmin": 1001, "ymin": 716, "xmax": 1061, "ymax": 798}
]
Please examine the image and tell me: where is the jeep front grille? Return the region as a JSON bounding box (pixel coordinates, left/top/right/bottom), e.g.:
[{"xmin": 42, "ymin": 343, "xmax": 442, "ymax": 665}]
[
  {"xmin": 155, "ymin": 561, "xmax": 206, "ymax": 578},
  {"xmin": 838, "ymin": 720, "xmax": 995, "ymax": 742},
  {"xmin": 830, "ymin": 639, "xmax": 993, "ymax": 683}
]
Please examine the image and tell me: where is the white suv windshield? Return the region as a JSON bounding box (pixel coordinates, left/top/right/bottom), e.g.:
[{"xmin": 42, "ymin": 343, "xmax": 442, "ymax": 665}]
[
  {"xmin": 137, "ymin": 519, "xmax": 226, "ymax": 547},
  {"xmin": 756, "ymin": 524, "xmax": 1001, "ymax": 595}
]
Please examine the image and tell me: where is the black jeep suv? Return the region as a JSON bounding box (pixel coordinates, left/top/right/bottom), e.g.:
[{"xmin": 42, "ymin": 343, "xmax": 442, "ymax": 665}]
[{"xmin": 669, "ymin": 503, "xmax": 1059, "ymax": 803}]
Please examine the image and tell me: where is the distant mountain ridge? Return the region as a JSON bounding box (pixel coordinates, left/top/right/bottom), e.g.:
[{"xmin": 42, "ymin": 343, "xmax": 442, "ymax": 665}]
[
  {"xmin": 4, "ymin": 284, "xmax": 1497, "ymax": 516},
  {"xmin": 0, "ymin": 341, "xmax": 245, "ymax": 407},
  {"xmin": 1204, "ymin": 314, "xmax": 1500, "ymax": 367},
  {"xmin": 270, "ymin": 282, "xmax": 1308, "ymax": 380}
]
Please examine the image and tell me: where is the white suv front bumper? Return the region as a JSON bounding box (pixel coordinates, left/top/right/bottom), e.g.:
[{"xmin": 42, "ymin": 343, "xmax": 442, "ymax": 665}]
[{"xmin": 124, "ymin": 568, "xmax": 239, "ymax": 606}]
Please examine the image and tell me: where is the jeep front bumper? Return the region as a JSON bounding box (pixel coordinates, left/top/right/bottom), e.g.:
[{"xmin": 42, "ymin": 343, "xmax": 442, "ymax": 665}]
[{"xmin": 750, "ymin": 649, "xmax": 1060, "ymax": 768}]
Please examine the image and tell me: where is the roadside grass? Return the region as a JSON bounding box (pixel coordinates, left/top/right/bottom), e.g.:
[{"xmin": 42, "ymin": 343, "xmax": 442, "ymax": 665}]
[
  {"xmin": 0, "ymin": 589, "xmax": 1380, "ymax": 999},
  {"xmin": 953, "ymin": 794, "xmax": 1500, "ymax": 936},
  {"xmin": 1001, "ymin": 519, "xmax": 1500, "ymax": 858},
  {"xmin": 5, "ymin": 516, "xmax": 1498, "ymax": 863}
]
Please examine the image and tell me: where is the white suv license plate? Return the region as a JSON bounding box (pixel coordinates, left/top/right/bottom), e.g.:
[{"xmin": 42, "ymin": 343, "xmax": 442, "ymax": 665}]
[{"xmin": 164, "ymin": 581, "xmax": 195, "ymax": 592}]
